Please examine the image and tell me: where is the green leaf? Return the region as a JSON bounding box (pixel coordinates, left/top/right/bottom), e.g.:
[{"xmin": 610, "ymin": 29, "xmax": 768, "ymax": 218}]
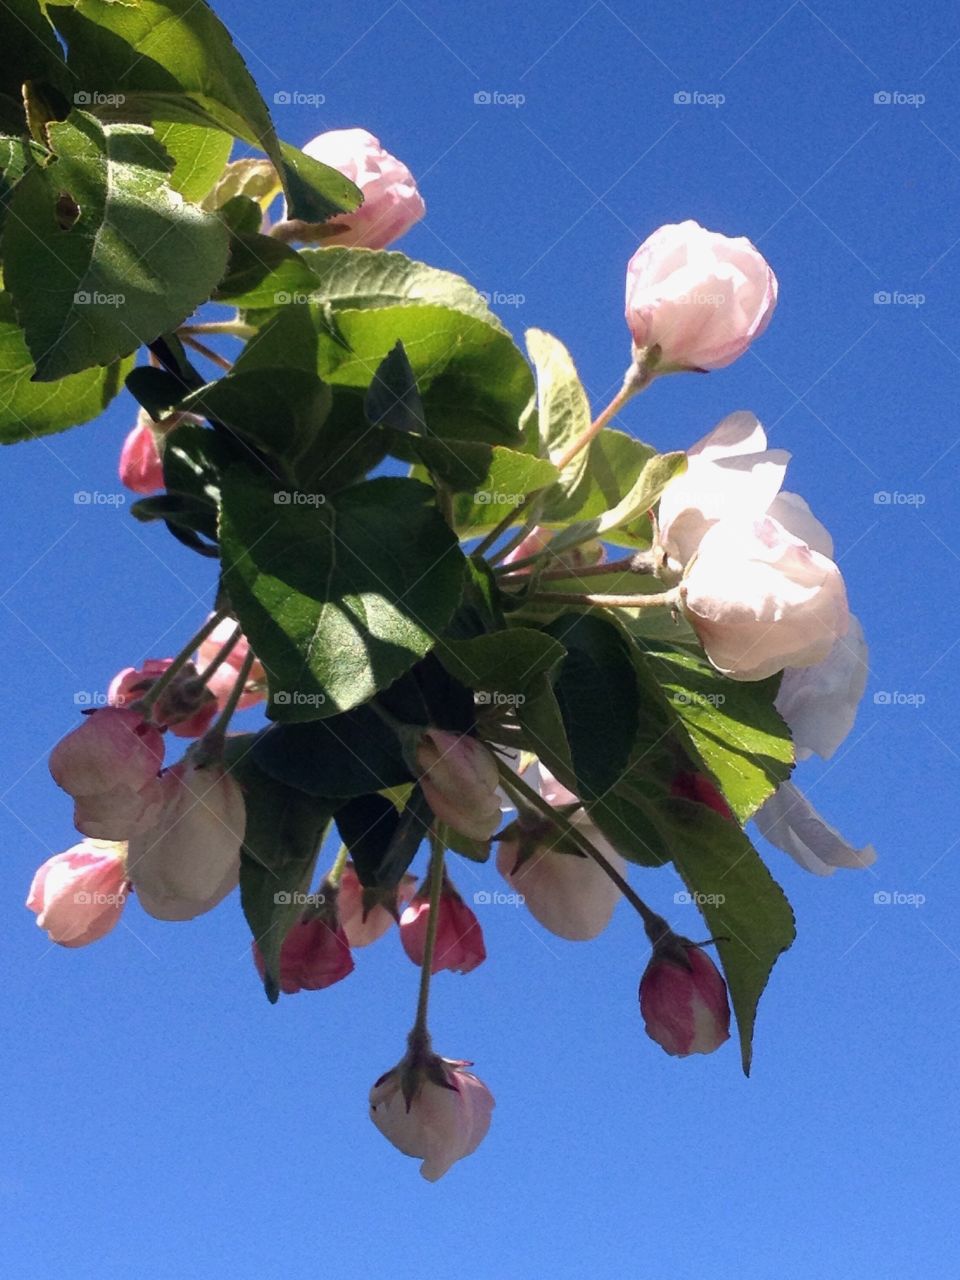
[
  {"xmin": 201, "ymin": 157, "xmax": 281, "ymax": 212},
  {"xmin": 365, "ymin": 340, "xmax": 426, "ymax": 433},
  {"xmin": 525, "ymin": 327, "xmax": 591, "ymax": 488},
  {"xmin": 409, "ymin": 441, "xmax": 558, "ymax": 507},
  {"xmin": 161, "ymin": 420, "xmax": 237, "ymax": 537},
  {"xmin": 437, "ymin": 628, "xmax": 566, "ymax": 696},
  {"xmin": 297, "ymin": 247, "xmax": 500, "ymax": 322},
  {"xmin": 46, "ymin": 0, "xmax": 361, "ymax": 222},
  {"xmin": 538, "ymin": 427, "xmax": 658, "ymax": 540},
  {"xmin": 638, "ymin": 644, "xmax": 794, "ymax": 822},
  {"xmin": 547, "ymin": 450, "xmax": 687, "ymax": 555},
  {"xmin": 3, "ymin": 112, "xmax": 229, "ymax": 379},
  {"xmin": 234, "ymin": 758, "xmax": 334, "ymax": 1002},
  {"xmin": 313, "ymin": 304, "xmax": 533, "ymax": 446},
  {"xmin": 214, "ymin": 232, "xmax": 317, "ymax": 305},
  {"xmin": 220, "ymin": 472, "xmax": 465, "ymax": 720},
  {"xmin": 153, "ymin": 121, "xmax": 232, "ymax": 203},
  {"xmin": 659, "ymin": 798, "xmax": 796, "ymax": 1075},
  {"xmin": 0, "ymin": 293, "xmax": 131, "ymax": 441},
  {"xmin": 0, "ymin": 136, "xmax": 47, "ymax": 240},
  {"xmin": 252, "ymin": 708, "xmax": 413, "ymax": 798},
  {"xmin": 182, "ymin": 368, "xmax": 332, "ymax": 469}
]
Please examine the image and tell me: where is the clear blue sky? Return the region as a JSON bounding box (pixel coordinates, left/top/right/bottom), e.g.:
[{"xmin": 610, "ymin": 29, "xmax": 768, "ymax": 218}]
[{"xmin": 4, "ymin": 1, "xmax": 959, "ymax": 1276}]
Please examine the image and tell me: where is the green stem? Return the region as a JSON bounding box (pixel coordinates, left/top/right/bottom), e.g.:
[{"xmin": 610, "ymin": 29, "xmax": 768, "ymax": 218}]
[
  {"xmin": 553, "ymin": 362, "xmax": 653, "ymax": 471},
  {"xmin": 134, "ymin": 610, "xmax": 228, "ymax": 720},
  {"xmin": 179, "ymin": 320, "xmax": 257, "ymax": 340},
  {"xmin": 472, "ymin": 493, "xmax": 538, "ymax": 560},
  {"xmin": 412, "ymin": 836, "xmax": 447, "ymax": 1037},
  {"xmin": 530, "ymin": 587, "xmax": 680, "ymax": 609},
  {"xmin": 203, "ymin": 649, "xmax": 256, "ymax": 744},
  {"xmin": 326, "ymin": 843, "xmax": 350, "ymax": 887},
  {"xmin": 193, "ymin": 624, "xmax": 242, "ymax": 688},
  {"xmin": 498, "ymin": 762, "xmax": 664, "ymax": 933}
]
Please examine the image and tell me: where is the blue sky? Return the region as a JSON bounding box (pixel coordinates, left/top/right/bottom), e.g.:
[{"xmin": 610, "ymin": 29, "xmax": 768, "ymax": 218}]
[{"xmin": 4, "ymin": 1, "xmax": 959, "ymax": 1276}]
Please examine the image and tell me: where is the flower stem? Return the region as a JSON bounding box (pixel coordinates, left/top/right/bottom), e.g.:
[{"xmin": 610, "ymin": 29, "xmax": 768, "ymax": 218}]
[
  {"xmin": 133, "ymin": 610, "xmax": 228, "ymax": 721},
  {"xmin": 179, "ymin": 320, "xmax": 256, "ymax": 340},
  {"xmin": 497, "ymin": 762, "xmax": 664, "ymax": 933},
  {"xmin": 192, "ymin": 624, "xmax": 242, "ymax": 689},
  {"xmin": 181, "ymin": 333, "xmax": 233, "ymax": 372},
  {"xmin": 530, "ymin": 587, "xmax": 680, "ymax": 609},
  {"xmin": 553, "ymin": 362, "xmax": 653, "ymax": 471},
  {"xmin": 412, "ymin": 836, "xmax": 447, "ymax": 1037},
  {"xmin": 498, "ymin": 552, "xmax": 658, "ymax": 583},
  {"xmin": 203, "ymin": 649, "xmax": 256, "ymax": 746}
]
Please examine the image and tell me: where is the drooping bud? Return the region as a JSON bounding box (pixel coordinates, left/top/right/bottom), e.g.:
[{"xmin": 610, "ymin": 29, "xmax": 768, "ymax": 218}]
[
  {"xmin": 109, "ymin": 659, "xmax": 218, "ymax": 739},
  {"xmin": 639, "ymin": 924, "xmax": 730, "ymax": 1057},
  {"xmin": 400, "ymin": 878, "xmax": 486, "ymax": 974},
  {"xmin": 50, "ymin": 707, "xmax": 164, "ymax": 799},
  {"xmin": 337, "ymin": 863, "xmax": 417, "ymax": 948},
  {"xmin": 26, "ymin": 840, "xmax": 127, "ymax": 947},
  {"xmin": 415, "ymin": 729, "xmax": 501, "ymax": 843},
  {"xmin": 253, "ymin": 893, "xmax": 354, "ymax": 994},
  {"xmin": 369, "ymin": 1034, "xmax": 494, "ymax": 1181}
]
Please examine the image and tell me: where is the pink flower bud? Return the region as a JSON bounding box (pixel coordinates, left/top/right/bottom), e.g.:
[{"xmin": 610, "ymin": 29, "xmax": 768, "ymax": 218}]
[
  {"xmin": 416, "ymin": 730, "xmax": 501, "ymax": 842},
  {"xmin": 50, "ymin": 708, "xmax": 164, "ymax": 798},
  {"xmin": 26, "ymin": 840, "xmax": 127, "ymax": 947},
  {"xmin": 370, "ymin": 1049, "xmax": 494, "ymax": 1181},
  {"xmin": 680, "ymin": 515, "xmax": 849, "ymax": 681},
  {"xmin": 502, "ymin": 525, "xmax": 605, "ymax": 574},
  {"xmin": 337, "ymin": 864, "xmax": 417, "ymax": 947},
  {"xmin": 109, "ymin": 659, "xmax": 218, "ymax": 739},
  {"xmin": 125, "ymin": 760, "xmax": 245, "ymax": 920},
  {"xmin": 639, "ymin": 939, "xmax": 731, "ymax": 1057},
  {"xmin": 118, "ymin": 415, "xmax": 164, "ymax": 494},
  {"xmin": 196, "ymin": 617, "xmax": 266, "ymax": 711},
  {"xmin": 295, "ymin": 128, "xmax": 425, "ymax": 249},
  {"xmin": 625, "ymin": 220, "xmax": 777, "ymax": 371},
  {"xmin": 670, "ymin": 771, "xmax": 734, "ymax": 821},
  {"xmin": 253, "ymin": 911, "xmax": 354, "ymax": 994},
  {"xmin": 400, "ymin": 882, "xmax": 486, "ymax": 974}
]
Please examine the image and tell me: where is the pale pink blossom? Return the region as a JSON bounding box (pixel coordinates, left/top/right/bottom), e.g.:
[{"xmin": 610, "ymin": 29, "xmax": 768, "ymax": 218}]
[
  {"xmin": 125, "ymin": 760, "xmax": 245, "ymax": 920},
  {"xmin": 294, "ymin": 128, "xmax": 425, "ymax": 249},
  {"xmin": 253, "ymin": 912, "xmax": 354, "ymax": 993},
  {"xmin": 754, "ymin": 781, "xmax": 876, "ymax": 877},
  {"xmin": 26, "ymin": 840, "xmax": 127, "ymax": 947},
  {"xmin": 639, "ymin": 939, "xmax": 730, "ymax": 1057},
  {"xmin": 625, "ymin": 220, "xmax": 777, "ymax": 370},
  {"xmin": 337, "ymin": 864, "xmax": 417, "ymax": 947},
  {"xmin": 775, "ymin": 615, "xmax": 868, "ymax": 761},
  {"xmin": 370, "ymin": 1051, "xmax": 494, "ymax": 1181},
  {"xmin": 400, "ymin": 882, "xmax": 486, "ymax": 974},
  {"xmin": 680, "ymin": 515, "xmax": 849, "ymax": 681},
  {"xmin": 50, "ymin": 708, "xmax": 164, "ymax": 798},
  {"xmin": 73, "ymin": 777, "xmax": 165, "ymax": 840},
  {"xmin": 416, "ymin": 730, "xmax": 501, "ymax": 842}
]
